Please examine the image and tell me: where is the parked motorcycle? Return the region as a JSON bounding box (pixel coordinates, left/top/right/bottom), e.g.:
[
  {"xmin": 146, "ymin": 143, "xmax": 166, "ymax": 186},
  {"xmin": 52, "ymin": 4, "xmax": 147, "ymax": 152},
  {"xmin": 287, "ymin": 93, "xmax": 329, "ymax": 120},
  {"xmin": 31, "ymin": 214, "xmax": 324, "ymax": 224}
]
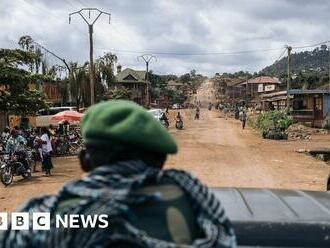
[
  {"xmin": 54, "ymin": 132, "xmax": 83, "ymax": 156},
  {"xmin": 0, "ymin": 151, "xmax": 32, "ymax": 186}
]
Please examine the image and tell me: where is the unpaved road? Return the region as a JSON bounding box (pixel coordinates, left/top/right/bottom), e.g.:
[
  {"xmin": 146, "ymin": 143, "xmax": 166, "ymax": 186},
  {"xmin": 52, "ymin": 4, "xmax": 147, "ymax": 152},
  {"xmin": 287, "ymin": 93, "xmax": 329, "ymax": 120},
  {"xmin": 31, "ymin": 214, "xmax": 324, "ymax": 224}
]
[
  {"xmin": 167, "ymin": 109, "xmax": 330, "ymax": 190},
  {"xmin": 0, "ymin": 109, "xmax": 329, "ymax": 212},
  {"xmin": 1, "ymin": 78, "xmax": 330, "ymax": 212},
  {"xmin": 189, "ymin": 79, "xmax": 217, "ymax": 107}
]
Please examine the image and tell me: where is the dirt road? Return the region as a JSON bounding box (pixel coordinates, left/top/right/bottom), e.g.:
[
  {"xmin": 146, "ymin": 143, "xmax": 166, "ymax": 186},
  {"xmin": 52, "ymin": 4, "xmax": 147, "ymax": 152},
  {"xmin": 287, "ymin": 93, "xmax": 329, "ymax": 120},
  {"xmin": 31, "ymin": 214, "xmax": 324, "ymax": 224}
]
[
  {"xmin": 166, "ymin": 109, "xmax": 330, "ymax": 190},
  {"xmin": 1, "ymin": 76, "xmax": 330, "ymax": 212},
  {"xmin": 0, "ymin": 109, "xmax": 329, "ymax": 212},
  {"xmin": 188, "ymin": 79, "xmax": 217, "ymax": 107}
]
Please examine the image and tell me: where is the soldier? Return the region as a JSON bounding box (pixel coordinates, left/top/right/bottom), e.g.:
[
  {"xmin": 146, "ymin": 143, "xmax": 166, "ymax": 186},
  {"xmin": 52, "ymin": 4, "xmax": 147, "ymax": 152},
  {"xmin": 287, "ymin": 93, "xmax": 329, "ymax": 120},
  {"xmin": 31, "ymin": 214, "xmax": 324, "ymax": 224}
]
[{"xmin": 1, "ymin": 100, "xmax": 235, "ymax": 248}]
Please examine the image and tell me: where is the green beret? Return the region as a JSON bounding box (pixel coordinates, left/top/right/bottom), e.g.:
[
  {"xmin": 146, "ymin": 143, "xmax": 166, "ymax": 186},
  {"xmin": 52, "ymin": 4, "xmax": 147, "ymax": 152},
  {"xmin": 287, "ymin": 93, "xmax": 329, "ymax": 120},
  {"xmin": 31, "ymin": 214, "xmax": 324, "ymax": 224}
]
[{"xmin": 81, "ymin": 100, "xmax": 178, "ymax": 154}]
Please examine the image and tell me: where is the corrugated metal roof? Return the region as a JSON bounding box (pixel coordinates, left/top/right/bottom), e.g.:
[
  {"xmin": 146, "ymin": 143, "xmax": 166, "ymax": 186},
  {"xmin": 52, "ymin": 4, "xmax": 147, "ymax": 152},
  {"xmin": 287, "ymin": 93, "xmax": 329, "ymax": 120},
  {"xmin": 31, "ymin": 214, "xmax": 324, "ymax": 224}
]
[{"xmin": 241, "ymin": 76, "xmax": 281, "ymax": 85}]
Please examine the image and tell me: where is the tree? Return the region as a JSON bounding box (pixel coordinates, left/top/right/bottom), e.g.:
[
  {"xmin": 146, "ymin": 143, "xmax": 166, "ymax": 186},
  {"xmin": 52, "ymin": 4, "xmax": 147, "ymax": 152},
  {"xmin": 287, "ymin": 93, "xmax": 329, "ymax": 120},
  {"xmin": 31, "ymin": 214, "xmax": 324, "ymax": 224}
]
[
  {"xmin": 67, "ymin": 62, "xmax": 89, "ymax": 109},
  {"xmin": 0, "ymin": 48, "xmax": 49, "ymax": 122},
  {"xmin": 18, "ymin": 35, "xmax": 43, "ymax": 73},
  {"xmin": 165, "ymin": 88, "xmax": 187, "ymax": 105},
  {"xmin": 95, "ymin": 52, "xmax": 118, "ymax": 100},
  {"xmin": 179, "ymin": 73, "xmax": 191, "ymax": 84},
  {"xmin": 103, "ymin": 86, "xmax": 131, "ymax": 100}
]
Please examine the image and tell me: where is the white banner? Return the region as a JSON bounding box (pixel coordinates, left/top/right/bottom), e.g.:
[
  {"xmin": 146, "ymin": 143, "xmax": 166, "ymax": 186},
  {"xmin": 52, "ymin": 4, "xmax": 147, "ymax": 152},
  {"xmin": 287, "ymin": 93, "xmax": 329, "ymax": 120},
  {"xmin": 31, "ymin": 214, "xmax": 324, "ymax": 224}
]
[{"xmin": 265, "ymin": 85, "xmax": 275, "ymax": 92}]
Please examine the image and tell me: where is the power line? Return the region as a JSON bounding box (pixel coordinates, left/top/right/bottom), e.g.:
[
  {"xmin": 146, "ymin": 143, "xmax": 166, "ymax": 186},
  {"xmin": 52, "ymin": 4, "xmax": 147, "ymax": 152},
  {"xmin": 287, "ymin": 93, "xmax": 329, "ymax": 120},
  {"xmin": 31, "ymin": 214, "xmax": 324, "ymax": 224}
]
[
  {"xmin": 95, "ymin": 46, "xmax": 286, "ymax": 56},
  {"xmin": 292, "ymin": 40, "xmax": 330, "ymax": 49},
  {"xmin": 274, "ymin": 48, "xmax": 287, "ymax": 62}
]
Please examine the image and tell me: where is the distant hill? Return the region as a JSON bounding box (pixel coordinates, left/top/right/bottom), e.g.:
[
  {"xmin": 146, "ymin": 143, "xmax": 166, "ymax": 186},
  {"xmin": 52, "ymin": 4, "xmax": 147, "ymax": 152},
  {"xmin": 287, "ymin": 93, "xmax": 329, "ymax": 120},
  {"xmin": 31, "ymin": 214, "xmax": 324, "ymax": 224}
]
[
  {"xmin": 261, "ymin": 45, "xmax": 329, "ymax": 75},
  {"xmin": 261, "ymin": 45, "xmax": 329, "ymax": 89}
]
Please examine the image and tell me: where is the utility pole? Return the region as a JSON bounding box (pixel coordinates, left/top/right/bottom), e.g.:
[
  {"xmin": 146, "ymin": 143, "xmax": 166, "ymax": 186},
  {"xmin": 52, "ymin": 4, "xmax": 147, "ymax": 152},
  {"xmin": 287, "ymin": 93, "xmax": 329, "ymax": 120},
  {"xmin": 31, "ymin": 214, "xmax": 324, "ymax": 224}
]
[
  {"xmin": 328, "ymin": 42, "xmax": 330, "ymax": 91},
  {"xmin": 69, "ymin": 8, "xmax": 111, "ymax": 105},
  {"xmin": 138, "ymin": 54, "xmax": 157, "ymax": 107},
  {"xmin": 286, "ymin": 45, "xmax": 292, "ymax": 110}
]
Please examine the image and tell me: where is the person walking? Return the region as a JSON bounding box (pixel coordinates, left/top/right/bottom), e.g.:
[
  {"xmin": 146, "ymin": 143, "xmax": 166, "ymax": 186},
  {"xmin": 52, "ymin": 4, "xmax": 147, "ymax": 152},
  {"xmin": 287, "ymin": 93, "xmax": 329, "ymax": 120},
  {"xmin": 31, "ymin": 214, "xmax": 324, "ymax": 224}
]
[
  {"xmin": 1, "ymin": 100, "xmax": 236, "ymax": 248},
  {"xmin": 40, "ymin": 127, "xmax": 53, "ymax": 175},
  {"xmin": 240, "ymin": 111, "xmax": 247, "ymax": 130}
]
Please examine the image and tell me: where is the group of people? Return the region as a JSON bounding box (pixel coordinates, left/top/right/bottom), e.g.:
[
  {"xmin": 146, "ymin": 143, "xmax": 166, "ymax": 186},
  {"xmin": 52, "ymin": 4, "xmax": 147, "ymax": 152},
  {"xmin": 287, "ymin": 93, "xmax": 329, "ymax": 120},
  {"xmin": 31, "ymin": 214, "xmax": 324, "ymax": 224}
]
[
  {"xmin": 1, "ymin": 125, "xmax": 54, "ymax": 175},
  {"xmin": 218, "ymin": 103, "xmax": 248, "ymax": 129},
  {"xmin": 0, "ymin": 100, "xmax": 236, "ymax": 247},
  {"xmin": 161, "ymin": 109, "xmax": 184, "ymax": 129}
]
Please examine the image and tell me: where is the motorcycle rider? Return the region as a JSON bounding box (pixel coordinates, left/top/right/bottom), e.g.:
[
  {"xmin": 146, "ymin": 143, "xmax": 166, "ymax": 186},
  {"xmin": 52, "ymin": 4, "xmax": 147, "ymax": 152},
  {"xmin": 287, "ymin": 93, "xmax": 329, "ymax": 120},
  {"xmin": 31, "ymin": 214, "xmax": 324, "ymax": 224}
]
[
  {"xmin": 5, "ymin": 129, "xmax": 26, "ymax": 154},
  {"xmin": 176, "ymin": 111, "xmax": 184, "ymax": 129},
  {"xmin": 1, "ymin": 126, "xmax": 10, "ymax": 146},
  {"xmin": 176, "ymin": 111, "xmax": 183, "ymax": 121},
  {"xmin": 160, "ymin": 111, "xmax": 169, "ymax": 128},
  {"xmin": 1, "ymin": 100, "xmax": 236, "ymax": 247},
  {"xmin": 208, "ymin": 102, "xmax": 212, "ymax": 111},
  {"xmin": 5, "ymin": 129, "xmax": 29, "ymax": 171}
]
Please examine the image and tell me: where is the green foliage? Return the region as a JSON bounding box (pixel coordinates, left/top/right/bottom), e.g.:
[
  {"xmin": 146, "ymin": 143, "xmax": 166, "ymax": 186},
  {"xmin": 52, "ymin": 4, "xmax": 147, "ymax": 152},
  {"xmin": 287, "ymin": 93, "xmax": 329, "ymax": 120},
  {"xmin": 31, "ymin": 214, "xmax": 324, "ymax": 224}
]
[
  {"xmin": 67, "ymin": 62, "xmax": 89, "ymax": 108},
  {"xmin": 103, "ymin": 87, "xmax": 131, "ymax": 100},
  {"xmin": 0, "ymin": 90, "xmax": 48, "ymax": 116},
  {"xmin": 256, "ymin": 110, "xmax": 293, "ymax": 139},
  {"xmin": 0, "ymin": 48, "xmax": 48, "ymax": 117},
  {"xmin": 220, "ymin": 71, "xmax": 253, "ymax": 79},
  {"xmin": 179, "ymin": 73, "xmax": 191, "ymax": 84},
  {"xmin": 95, "ymin": 53, "xmax": 117, "ymax": 85},
  {"xmin": 0, "ymin": 48, "xmax": 37, "ymax": 67},
  {"xmin": 166, "ymin": 88, "xmax": 187, "ymax": 105},
  {"xmin": 261, "ymin": 45, "xmax": 329, "ymax": 89}
]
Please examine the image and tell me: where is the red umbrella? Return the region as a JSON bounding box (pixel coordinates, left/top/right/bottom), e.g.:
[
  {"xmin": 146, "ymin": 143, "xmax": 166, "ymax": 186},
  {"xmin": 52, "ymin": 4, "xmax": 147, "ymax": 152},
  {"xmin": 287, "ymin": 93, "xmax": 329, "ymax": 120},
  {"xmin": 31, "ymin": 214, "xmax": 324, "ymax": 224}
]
[{"xmin": 51, "ymin": 110, "xmax": 83, "ymax": 122}]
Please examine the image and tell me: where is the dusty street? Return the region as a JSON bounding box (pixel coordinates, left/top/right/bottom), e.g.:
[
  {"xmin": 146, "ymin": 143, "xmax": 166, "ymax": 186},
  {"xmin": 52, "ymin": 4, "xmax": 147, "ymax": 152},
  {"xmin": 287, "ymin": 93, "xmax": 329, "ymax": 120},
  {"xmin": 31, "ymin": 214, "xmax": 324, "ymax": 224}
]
[{"xmin": 0, "ymin": 108, "xmax": 329, "ymax": 212}]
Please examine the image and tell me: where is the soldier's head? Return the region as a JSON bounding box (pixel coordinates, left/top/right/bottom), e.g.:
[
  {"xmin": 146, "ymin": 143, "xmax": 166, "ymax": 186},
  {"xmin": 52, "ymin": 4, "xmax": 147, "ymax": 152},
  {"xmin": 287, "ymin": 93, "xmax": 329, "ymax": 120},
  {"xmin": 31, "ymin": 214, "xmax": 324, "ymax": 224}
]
[{"xmin": 79, "ymin": 100, "xmax": 178, "ymax": 172}]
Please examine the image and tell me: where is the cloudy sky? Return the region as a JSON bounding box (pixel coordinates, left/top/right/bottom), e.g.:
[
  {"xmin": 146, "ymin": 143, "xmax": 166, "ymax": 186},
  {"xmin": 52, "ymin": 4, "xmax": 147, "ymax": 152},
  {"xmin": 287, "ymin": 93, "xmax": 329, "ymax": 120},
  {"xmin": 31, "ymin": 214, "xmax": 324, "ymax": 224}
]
[{"xmin": 0, "ymin": 0, "xmax": 329, "ymax": 75}]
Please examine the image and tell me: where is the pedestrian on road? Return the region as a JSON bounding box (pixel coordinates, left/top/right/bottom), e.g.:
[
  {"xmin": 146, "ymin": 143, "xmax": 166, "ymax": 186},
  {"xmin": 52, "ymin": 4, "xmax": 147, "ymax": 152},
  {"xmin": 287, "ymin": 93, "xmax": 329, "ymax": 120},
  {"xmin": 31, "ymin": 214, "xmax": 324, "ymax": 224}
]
[
  {"xmin": 195, "ymin": 106, "xmax": 200, "ymax": 119},
  {"xmin": 1, "ymin": 100, "xmax": 236, "ymax": 248},
  {"xmin": 240, "ymin": 111, "xmax": 247, "ymax": 130},
  {"xmin": 40, "ymin": 127, "xmax": 53, "ymax": 176},
  {"xmin": 224, "ymin": 107, "xmax": 228, "ymax": 120}
]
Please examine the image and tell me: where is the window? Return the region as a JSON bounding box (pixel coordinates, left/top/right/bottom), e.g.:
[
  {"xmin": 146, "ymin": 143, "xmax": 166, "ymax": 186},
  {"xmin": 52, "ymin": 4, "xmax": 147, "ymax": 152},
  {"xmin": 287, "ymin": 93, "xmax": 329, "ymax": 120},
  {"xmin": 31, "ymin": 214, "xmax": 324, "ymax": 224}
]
[{"xmin": 315, "ymin": 97, "xmax": 322, "ymax": 111}]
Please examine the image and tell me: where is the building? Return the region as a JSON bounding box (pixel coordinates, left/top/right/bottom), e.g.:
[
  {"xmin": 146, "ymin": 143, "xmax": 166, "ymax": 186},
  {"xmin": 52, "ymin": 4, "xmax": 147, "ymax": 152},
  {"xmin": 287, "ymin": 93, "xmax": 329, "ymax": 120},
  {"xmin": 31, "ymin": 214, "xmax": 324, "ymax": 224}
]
[
  {"xmin": 225, "ymin": 79, "xmax": 246, "ymax": 103},
  {"xmin": 240, "ymin": 76, "xmax": 281, "ymax": 101},
  {"xmin": 167, "ymin": 80, "xmax": 184, "ymax": 90},
  {"xmin": 151, "ymin": 95, "xmax": 169, "ymax": 108},
  {"xmin": 261, "ymin": 89, "xmax": 330, "ymax": 127},
  {"xmin": 115, "ymin": 67, "xmax": 149, "ymax": 106},
  {"xmin": 213, "ymin": 76, "xmax": 245, "ymax": 104}
]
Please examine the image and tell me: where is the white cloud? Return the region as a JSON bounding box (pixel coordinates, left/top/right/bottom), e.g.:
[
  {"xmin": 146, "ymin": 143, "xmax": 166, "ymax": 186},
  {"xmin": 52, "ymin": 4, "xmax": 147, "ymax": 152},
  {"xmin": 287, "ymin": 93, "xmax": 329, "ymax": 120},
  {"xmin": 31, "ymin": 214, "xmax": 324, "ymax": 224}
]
[{"xmin": 0, "ymin": 0, "xmax": 329, "ymax": 75}]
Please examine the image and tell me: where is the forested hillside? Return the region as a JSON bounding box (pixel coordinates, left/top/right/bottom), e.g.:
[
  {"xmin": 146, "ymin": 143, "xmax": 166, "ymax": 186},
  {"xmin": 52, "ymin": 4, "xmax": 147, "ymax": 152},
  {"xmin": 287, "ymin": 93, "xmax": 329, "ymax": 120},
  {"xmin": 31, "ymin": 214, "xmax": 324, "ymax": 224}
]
[{"xmin": 261, "ymin": 45, "xmax": 329, "ymax": 89}]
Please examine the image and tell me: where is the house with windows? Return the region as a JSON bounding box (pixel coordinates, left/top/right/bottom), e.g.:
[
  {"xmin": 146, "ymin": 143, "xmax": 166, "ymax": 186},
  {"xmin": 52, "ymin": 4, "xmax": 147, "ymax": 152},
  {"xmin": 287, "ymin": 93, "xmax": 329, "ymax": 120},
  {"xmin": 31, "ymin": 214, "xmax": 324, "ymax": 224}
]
[
  {"xmin": 239, "ymin": 76, "xmax": 282, "ymax": 101},
  {"xmin": 213, "ymin": 75, "xmax": 245, "ymax": 104},
  {"xmin": 115, "ymin": 67, "xmax": 149, "ymax": 107},
  {"xmin": 167, "ymin": 80, "xmax": 184, "ymax": 91},
  {"xmin": 261, "ymin": 89, "xmax": 330, "ymax": 127}
]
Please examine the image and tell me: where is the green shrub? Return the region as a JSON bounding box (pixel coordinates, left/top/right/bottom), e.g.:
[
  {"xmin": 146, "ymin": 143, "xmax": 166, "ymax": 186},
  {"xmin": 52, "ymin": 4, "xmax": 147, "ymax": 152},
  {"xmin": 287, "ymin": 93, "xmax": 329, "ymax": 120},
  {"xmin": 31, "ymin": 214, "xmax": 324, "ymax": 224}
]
[{"xmin": 256, "ymin": 110, "xmax": 293, "ymax": 140}]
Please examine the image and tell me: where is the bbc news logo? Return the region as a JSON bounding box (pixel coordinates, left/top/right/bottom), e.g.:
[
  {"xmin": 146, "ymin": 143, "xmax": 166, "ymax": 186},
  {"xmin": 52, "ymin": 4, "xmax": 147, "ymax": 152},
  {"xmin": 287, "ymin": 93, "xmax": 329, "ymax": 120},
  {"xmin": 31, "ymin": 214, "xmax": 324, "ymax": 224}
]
[{"xmin": 0, "ymin": 212, "xmax": 109, "ymax": 230}]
